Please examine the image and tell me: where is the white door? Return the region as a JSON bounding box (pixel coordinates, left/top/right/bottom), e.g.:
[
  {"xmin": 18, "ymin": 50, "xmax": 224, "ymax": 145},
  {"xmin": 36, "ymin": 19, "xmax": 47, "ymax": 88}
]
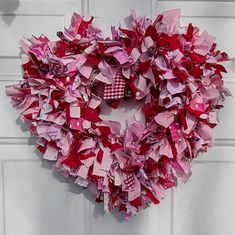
[{"xmin": 0, "ymin": 1, "xmax": 234, "ymax": 235}]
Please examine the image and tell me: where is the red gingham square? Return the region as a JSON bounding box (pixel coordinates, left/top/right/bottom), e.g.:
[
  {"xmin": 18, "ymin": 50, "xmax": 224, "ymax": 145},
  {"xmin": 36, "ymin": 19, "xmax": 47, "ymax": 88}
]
[
  {"xmin": 103, "ymin": 72, "xmax": 126, "ymax": 100},
  {"xmin": 124, "ymin": 174, "xmax": 135, "ymax": 190}
]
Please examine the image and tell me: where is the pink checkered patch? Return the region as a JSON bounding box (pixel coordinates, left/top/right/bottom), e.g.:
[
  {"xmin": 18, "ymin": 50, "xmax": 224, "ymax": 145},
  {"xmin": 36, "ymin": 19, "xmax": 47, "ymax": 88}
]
[
  {"xmin": 124, "ymin": 174, "xmax": 135, "ymax": 190},
  {"xmin": 103, "ymin": 72, "xmax": 126, "ymax": 100}
]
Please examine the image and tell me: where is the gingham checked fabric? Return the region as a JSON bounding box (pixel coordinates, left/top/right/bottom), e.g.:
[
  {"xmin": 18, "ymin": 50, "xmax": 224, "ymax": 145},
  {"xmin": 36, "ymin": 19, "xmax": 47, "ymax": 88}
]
[
  {"xmin": 124, "ymin": 174, "xmax": 135, "ymax": 190},
  {"xmin": 103, "ymin": 72, "xmax": 126, "ymax": 100}
]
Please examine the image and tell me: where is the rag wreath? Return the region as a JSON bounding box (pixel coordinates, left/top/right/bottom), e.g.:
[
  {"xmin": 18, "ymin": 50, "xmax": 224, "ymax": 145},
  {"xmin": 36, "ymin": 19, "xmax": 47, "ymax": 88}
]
[{"xmin": 6, "ymin": 9, "xmax": 230, "ymax": 219}]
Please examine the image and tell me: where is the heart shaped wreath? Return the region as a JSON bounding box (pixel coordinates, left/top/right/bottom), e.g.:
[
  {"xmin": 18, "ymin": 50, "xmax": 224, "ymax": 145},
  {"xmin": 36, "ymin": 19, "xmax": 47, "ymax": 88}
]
[{"xmin": 6, "ymin": 9, "xmax": 230, "ymax": 219}]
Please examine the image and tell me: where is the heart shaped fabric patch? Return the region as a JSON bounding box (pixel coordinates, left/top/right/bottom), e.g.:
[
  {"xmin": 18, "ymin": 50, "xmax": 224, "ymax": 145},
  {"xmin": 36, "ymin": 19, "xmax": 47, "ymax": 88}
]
[{"xmin": 6, "ymin": 9, "xmax": 231, "ymax": 219}]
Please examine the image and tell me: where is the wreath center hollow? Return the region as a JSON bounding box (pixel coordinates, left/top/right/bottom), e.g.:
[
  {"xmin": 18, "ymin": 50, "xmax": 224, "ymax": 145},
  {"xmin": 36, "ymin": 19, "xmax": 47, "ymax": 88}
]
[{"xmin": 99, "ymin": 99, "xmax": 144, "ymax": 132}]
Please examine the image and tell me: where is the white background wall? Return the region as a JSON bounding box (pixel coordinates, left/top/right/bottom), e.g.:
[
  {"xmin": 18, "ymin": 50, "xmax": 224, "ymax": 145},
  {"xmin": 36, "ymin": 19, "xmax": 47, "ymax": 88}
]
[{"xmin": 0, "ymin": 1, "xmax": 235, "ymax": 235}]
